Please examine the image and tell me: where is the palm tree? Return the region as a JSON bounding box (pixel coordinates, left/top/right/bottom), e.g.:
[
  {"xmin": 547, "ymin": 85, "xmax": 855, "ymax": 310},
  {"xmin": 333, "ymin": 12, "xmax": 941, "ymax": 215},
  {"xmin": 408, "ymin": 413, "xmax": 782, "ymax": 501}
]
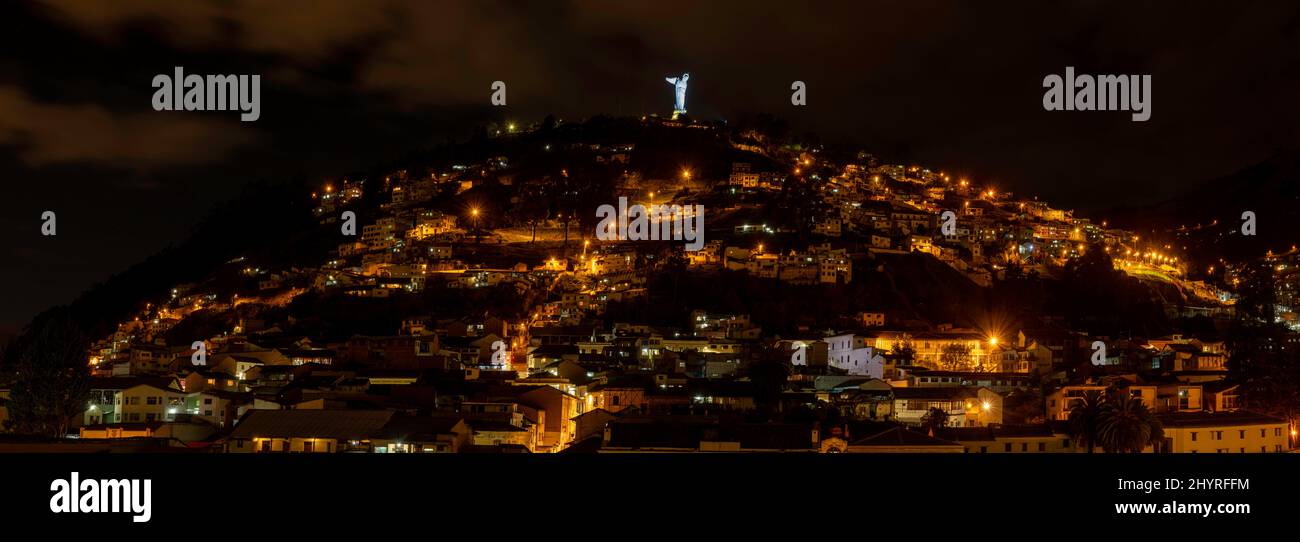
[
  {"xmin": 1067, "ymin": 390, "xmax": 1105, "ymax": 453},
  {"xmin": 921, "ymin": 407, "xmax": 950, "ymax": 436},
  {"xmin": 1096, "ymin": 394, "xmax": 1165, "ymax": 453}
]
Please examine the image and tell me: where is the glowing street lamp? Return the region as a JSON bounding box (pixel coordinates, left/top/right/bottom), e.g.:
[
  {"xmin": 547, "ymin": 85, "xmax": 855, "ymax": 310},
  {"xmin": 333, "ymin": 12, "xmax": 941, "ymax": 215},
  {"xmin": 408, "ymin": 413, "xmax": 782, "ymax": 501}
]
[{"xmin": 470, "ymin": 208, "xmax": 482, "ymax": 244}]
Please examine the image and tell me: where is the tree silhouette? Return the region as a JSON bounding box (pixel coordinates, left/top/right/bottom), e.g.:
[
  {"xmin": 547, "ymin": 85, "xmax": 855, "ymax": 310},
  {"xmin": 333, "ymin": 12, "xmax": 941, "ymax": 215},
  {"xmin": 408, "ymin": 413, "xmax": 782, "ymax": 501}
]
[
  {"xmin": 889, "ymin": 339, "xmax": 917, "ymax": 365},
  {"xmin": 5, "ymin": 309, "xmax": 92, "ymax": 436},
  {"xmin": 1226, "ymin": 260, "xmax": 1300, "ymax": 425},
  {"xmin": 746, "ymin": 345, "xmax": 791, "ymax": 421},
  {"xmin": 1096, "ymin": 393, "xmax": 1164, "ymax": 453},
  {"xmin": 921, "ymin": 407, "xmax": 950, "ymax": 435},
  {"xmin": 938, "ymin": 343, "xmax": 973, "ymax": 371},
  {"xmin": 1067, "ymin": 390, "xmax": 1106, "ymax": 453}
]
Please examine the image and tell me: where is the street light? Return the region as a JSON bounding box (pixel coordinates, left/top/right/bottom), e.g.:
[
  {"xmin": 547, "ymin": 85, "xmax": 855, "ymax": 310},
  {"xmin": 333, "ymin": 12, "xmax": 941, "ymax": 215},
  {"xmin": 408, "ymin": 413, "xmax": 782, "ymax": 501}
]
[{"xmin": 471, "ymin": 208, "xmax": 481, "ymax": 244}]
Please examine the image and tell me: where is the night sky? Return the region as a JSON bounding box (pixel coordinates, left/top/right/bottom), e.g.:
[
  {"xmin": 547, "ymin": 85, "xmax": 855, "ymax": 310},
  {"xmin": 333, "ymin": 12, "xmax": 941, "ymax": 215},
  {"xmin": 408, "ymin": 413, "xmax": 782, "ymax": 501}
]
[{"xmin": 2, "ymin": 1, "xmax": 1299, "ymax": 332}]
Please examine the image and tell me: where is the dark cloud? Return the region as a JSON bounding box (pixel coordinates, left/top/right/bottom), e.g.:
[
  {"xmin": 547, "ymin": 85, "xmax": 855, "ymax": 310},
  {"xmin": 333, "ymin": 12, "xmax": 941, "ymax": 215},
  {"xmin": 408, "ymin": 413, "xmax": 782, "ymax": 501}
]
[{"xmin": 0, "ymin": 87, "xmax": 256, "ymax": 168}]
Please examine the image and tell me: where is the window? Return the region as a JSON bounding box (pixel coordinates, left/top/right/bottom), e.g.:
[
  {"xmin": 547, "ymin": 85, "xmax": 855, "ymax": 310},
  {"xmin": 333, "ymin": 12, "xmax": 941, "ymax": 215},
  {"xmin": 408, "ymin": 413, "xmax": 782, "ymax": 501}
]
[
  {"xmin": 979, "ymin": 446, "xmax": 987, "ymax": 453},
  {"xmin": 1021, "ymin": 443, "xmax": 1028, "ymax": 452},
  {"xmin": 1038, "ymin": 442, "xmax": 1046, "ymax": 452},
  {"xmin": 1275, "ymin": 428, "xmax": 1283, "ymax": 437},
  {"xmin": 611, "ymin": 396, "xmax": 620, "ymax": 406},
  {"xmin": 1062, "ymin": 439, "xmax": 1070, "ymax": 447},
  {"xmin": 1004, "ymin": 443, "xmax": 1012, "ymax": 452},
  {"xmin": 1191, "ymin": 432, "xmax": 1198, "ymax": 441},
  {"xmin": 303, "ymin": 441, "xmax": 314, "ymax": 453},
  {"xmin": 203, "ymin": 410, "xmax": 213, "ymax": 416},
  {"xmin": 204, "ymin": 398, "xmax": 213, "ymax": 405},
  {"xmin": 1239, "ymin": 430, "xmax": 1246, "ymax": 439},
  {"xmin": 260, "ymin": 440, "xmax": 270, "ymax": 452},
  {"xmin": 146, "ymin": 397, "xmax": 158, "ymax": 405}
]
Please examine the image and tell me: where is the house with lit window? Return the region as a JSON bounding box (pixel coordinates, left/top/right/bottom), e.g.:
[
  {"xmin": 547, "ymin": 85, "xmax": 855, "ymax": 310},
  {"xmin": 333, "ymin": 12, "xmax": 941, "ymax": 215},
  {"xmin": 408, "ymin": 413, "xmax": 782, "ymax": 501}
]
[
  {"xmin": 371, "ymin": 413, "xmax": 469, "ymax": 453},
  {"xmin": 464, "ymin": 385, "xmax": 580, "ymax": 452},
  {"xmin": 225, "ymin": 409, "xmax": 396, "ymax": 453},
  {"xmin": 1156, "ymin": 411, "xmax": 1292, "ymax": 453},
  {"xmin": 83, "ymin": 377, "xmax": 185, "ymax": 426},
  {"xmin": 860, "ymin": 329, "xmax": 998, "ymax": 371},
  {"xmin": 188, "ymin": 389, "xmax": 251, "ymax": 428},
  {"xmin": 891, "ymin": 386, "xmax": 1002, "ymax": 427},
  {"xmin": 1203, "ymin": 381, "xmax": 1242, "ymax": 412},
  {"xmin": 1047, "ymin": 382, "xmax": 1160, "ymax": 420},
  {"xmin": 826, "ymin": 336, "xmax": 884, "ymax": 377},
  {"xmin": 585, "ymin": 377, "xmax": 649, "ymax": 413},
  {"xmin": 939, "ymin": 425, "xmax": 1078, "ymax": 453}
]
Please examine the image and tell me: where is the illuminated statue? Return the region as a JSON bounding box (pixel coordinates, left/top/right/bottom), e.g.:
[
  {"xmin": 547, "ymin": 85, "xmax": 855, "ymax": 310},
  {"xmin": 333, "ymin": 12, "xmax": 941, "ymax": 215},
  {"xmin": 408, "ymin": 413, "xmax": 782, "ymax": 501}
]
[{"xmin": 665, "ymin": 73, "xmax": 689, "ymax": 117}]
